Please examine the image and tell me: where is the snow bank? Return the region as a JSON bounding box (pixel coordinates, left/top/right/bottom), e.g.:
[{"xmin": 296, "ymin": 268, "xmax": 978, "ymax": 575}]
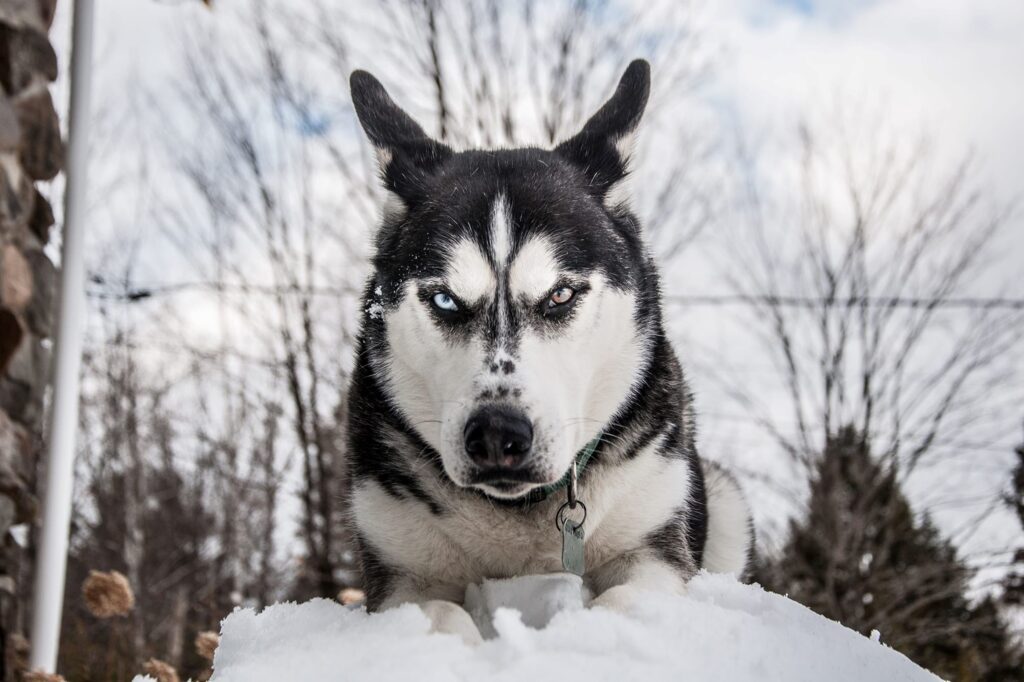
[{"xmin": 204, "ymin": 573, "xmax": 938, "ymax": 681}]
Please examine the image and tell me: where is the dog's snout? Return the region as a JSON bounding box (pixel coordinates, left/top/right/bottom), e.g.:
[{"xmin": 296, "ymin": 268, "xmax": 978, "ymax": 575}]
[{"xmin": 463, "ymin": 406, "xmax": 533, "ymax": 470}]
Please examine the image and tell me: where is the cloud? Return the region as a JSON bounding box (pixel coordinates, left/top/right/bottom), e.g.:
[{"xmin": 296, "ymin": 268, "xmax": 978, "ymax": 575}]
[{"xmin": 705, "ymin": 0, "xmax": 1024, "ymax": 203}]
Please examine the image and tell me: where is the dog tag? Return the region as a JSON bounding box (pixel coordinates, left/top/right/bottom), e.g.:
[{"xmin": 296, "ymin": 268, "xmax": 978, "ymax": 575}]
[{"xmin": 561, "ymin": 518, "xmax": 586, "ymax": 576}]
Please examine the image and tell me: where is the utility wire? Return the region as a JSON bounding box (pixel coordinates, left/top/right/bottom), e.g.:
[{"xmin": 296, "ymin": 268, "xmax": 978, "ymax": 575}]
[
  {"xmin": 663, "ymin": 294, "xmax": 1024, "ymax": 310},
  {"xmin": 85, "ymin": 278, "xmax": 1024, "ymax": 310}
]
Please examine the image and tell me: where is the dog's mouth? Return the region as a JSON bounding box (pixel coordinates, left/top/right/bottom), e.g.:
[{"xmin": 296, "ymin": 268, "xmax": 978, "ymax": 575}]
[{"xmin": 466, "ymin": 467, "xmax": 554, "ymax": 499}]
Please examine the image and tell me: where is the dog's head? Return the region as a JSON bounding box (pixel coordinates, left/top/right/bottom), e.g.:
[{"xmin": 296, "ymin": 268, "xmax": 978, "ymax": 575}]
[{"xmin": 352, "ymin": 61, "xmax": 658, "ymax": 500}]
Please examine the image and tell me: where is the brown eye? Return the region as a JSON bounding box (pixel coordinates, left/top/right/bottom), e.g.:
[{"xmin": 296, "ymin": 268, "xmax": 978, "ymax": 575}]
[{"xmin": 548, "ymin": 287, "xmax": 575, "ymax": 307}]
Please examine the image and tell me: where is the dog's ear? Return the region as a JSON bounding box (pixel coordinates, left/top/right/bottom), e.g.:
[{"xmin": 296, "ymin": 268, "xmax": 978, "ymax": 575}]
[
  {"xmin": 350, "ymin": 70, "xmax": 452, "ymax": 207},
  {"xmin": 555, "ymin": 59, "xmax": 650, "ymax": 204}
]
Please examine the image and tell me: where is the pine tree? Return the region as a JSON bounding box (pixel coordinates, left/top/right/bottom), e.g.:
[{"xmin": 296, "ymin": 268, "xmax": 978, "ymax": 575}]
[
  {"xmin": 1003, "ymin": 431, "xmax": 1024, "ymax": 607},
  {"xmin": 758, "ymin": 425, "xmax": 1021, "ymax": 680}
]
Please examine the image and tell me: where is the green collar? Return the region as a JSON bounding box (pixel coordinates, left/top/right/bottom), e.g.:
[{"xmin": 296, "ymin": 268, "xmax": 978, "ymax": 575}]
[{"xmin": 526, "ymin": 435, "xmax": 602, "ymax": 503}]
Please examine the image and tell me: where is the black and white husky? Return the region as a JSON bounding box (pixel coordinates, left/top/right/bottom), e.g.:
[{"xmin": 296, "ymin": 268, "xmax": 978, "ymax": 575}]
[{"xmin": 346, "ymin": 60, "xmax": 752, "ymax": 642}]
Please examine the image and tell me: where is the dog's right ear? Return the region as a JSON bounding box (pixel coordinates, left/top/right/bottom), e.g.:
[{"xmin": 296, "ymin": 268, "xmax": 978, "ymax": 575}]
[
  {"xmin": 555, "ymin": 60, "xmax": 650, "ymax": 205},
  {"xmin": 350, "ymin": 70, "xmax": 451, "ymax": 207}
]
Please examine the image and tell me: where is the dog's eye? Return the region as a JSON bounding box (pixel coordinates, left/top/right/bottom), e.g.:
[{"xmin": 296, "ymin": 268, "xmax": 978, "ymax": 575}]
[
  {"xmin": 432, "ymin": 292, "xmax": 459, "ymax": 312},
  {"xmin": 547, "ymin": 287, "xmax": 575, "ymax": 308}
]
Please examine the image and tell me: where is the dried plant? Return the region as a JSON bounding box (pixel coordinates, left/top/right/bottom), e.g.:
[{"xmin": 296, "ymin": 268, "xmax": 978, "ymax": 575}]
[
  {"xmin": 142, "ymin": 659, "xmax": 180, "ymax": 682},
  {"xmin": 82, "ymin": 570, "xmax": 135, "ymax": 618},
  {"xmin": 23, "ymin": 672, "xmax": 66, "ymax": 682},
  {"xmin": 195, "ymin": 631, "xmax": 220, "ymax": 662}
]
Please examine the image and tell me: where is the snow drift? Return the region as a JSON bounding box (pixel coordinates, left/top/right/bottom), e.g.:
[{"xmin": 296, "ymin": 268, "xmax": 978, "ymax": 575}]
[{"xmin": 191, "ymin": 573, "xmax": 939, "ymax": 681}]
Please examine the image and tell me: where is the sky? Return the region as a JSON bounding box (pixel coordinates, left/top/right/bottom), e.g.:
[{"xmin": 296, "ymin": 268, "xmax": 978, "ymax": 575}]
[
  {"xmin": 46, "ymin": 0, "xmax": 1024, "ymax": 583},
  {"xmin": 709, "ymin": 0, "xmax": 1024, "ymax": 204}
]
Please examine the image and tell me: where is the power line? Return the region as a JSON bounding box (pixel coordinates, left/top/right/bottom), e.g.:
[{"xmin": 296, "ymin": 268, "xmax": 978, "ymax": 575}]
[
  {"xmin": 85, "ymin": 280, "xmax": 1024, "ymax": 311},
  {"xmin": 86, "ymin": 279, "xmax": 358, "ymax": 301},
  {"xmin": 665, "ymin": 294, "xmax": 1024, "ymax": 310}
]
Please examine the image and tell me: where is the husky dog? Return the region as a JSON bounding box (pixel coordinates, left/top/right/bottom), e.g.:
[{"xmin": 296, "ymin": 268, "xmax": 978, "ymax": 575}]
[{"xmin": 346, "ymin": 60, "xmax": 752, "ymax": 642}]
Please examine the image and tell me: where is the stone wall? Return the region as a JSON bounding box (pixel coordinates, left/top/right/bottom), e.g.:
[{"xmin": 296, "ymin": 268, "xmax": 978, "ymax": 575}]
[{"xmin": 0, "ymin": 0, "xmax": 61, "ymax": 678}]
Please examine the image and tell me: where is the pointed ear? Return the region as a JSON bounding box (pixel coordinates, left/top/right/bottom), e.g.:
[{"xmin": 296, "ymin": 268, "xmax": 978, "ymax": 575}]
[
  {"xmin": 350, "ymin": 70, "xmax": 452, "ymax": 206},
  {"xmin": 555, "ymin": 59, "xmax": 650, "ymax": 202}
]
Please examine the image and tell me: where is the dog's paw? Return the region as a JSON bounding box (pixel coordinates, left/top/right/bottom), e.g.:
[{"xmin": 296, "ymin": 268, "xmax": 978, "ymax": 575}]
[
  {"xmin": 420, "ymin": 599, "xmax": 484, "ymax": 646},
  {"xmin": 588, "ymin": 584, "xmax": 642, "ymax": 614}
]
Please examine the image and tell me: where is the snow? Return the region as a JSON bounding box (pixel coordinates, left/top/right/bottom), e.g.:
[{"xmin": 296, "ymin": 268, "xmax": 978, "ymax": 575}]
[
  {"xmin": 198, "ymin": 573, "xmax": 939, "ymax": 682},
  {"xmin": 465, "ymin": 573, "xmax": 589, "ymax": 638}
]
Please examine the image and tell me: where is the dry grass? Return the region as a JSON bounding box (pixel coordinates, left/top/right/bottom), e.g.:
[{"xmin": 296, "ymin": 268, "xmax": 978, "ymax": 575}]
[
  {"xmin": 195, "ymin": 631, "xmax": 220, "ymax": 661},
  {"xmin": 23, "ymin": 672, "xmax": 66, "ymax": 682},
  {"xmin": 82, "ymin": 570, "xmax": 135, "ymax": 618},
  {"xmin": 142, "ymin": 658, "xmax": 180, "ymax": 682}
]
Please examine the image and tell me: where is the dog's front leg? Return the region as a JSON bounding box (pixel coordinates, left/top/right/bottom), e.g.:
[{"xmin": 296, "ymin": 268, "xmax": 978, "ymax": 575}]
[
  {"xmin": 587, "ymin": 551, "xmax": 693, "ymax": 613},
  {"xmin": 379, "ymin": 579, "xmax": 483, "ymax": 645}
]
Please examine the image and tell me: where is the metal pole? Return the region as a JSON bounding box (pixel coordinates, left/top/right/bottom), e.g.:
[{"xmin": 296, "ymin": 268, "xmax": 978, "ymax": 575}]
[{"xmin": 29, "ymin": 0, "xmax": 95, "ymax": 672}]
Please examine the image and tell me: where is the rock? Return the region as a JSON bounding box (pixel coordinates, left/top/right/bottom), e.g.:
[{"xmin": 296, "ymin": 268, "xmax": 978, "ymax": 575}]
[
  {"xmin": 0, "ymin": 308, "xmax": 22, "ymax": 373},
  {"xmin": 0, "ymin": 408, "xmax": 33, "ymax": 524},
  {"xmin": 23, "ymin": 248, "xmax": 52, "ymax": 336},
  {"xmin": 0, "ymin": 496, "xmax": 15, "ymax": 536},
  {"xmin": 0, "ymin": 0, "xmax": 47, "ymax": 33},
  {"xmin": 0, "ymin": 152, "xmax": 34, "ymax": 233},
  {"xmin": 0, "ymin": 375, "xmax": 30, "ymax": 424},
  {"xmin": 0, "ymin": 406, "xmax": 30, "ymax": 480},
  {"xmin": 38, "ymin": 0, "xmax": 57, "ymax": 30},
  {"xmin": 3, "ymin": 331, "xmax": 47, "ymax": 425},
  {"xmin": 0, "ymin": 94, "xmax": 20, "ymax": 152},
  {"xmin": 0, "ymin": 25, "xmax": 58, "ymax": 93},
  {"xmin": 1, "ymin": 244, "xmax": 32, "ymax": 312},
  {"xmin": 13, "ymin": 86, "xmax": 63, "ymax": 180},
  {"xmin": 0, "ymin": 409, "xmax": 22, "ymax": 473},
  {"xmin": 27, "ymin": 187, "xmax": 52, "ymax": 242}
]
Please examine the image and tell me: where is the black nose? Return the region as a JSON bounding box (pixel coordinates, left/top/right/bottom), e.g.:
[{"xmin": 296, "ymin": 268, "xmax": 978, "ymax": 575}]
[{"xmin": 464, "ymin": 406, "xmax": 534, "ymax": 470}]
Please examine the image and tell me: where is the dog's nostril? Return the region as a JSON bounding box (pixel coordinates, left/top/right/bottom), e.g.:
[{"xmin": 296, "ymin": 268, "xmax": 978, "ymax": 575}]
[
  {"xmin": 465, "ymin": 430, "xmax": 487, "ymax": 457},
  {"xmin": 463, "ymin": 406, "xmax": 533, "ymax": 470},
  {"xmin": 503, "ymin": 438, "xmax": 528, "ymax": 456}
]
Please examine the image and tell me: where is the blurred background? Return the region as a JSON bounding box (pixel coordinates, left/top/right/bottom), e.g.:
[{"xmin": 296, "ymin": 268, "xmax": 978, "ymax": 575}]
[{"xmin": 1, "ymin": 0, "xmax": 1022, "ymax": 680}]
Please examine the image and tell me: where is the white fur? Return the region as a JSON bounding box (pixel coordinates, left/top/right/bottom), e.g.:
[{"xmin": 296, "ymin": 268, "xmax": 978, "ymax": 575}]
[
  {"xmin": 489, "ymin": 194, "xmax": 513, "ymax": 267},
  {"xmin": 381, "ymin": 190, "xmax": 406, "ymax": 222},
  {"xmin": 374, "ymin": 146, "xmax": 393, "ymax": 171},
  {"xmin": 352, "ymin": 435, "xmax": 692, "ymax": 593},
  {"xmin": 604, "ymin": 175, "xmax": 634, "ymax": 210},
  {"xmin": 445, "ymin": 239, "xmax": 496, "ymax": 304},
  {"xmin": 508, "ymin": 236, "xmax": 560, "ymax": 299},
  {"xmin": 380, "ymin": 278, "xmax": 488, "ymax": 485},
  {"xmin": 511, "ymin": 276, "xmax": 646, "ymax": 487},
  {"xmin": 701, "ymin": 463, "xmax": 753, "ymax": 576},
  {"xmin": 604, "ymin": 132, "xmax": 638, "ymax": 209},
  {"xmin": 612, "ymin": 131, "xmax": 637, "ymax": 164}
]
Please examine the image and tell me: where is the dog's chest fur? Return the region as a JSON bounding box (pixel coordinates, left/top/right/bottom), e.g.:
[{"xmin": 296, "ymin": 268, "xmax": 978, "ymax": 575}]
[{"xmin": 352, "ymin": 434, "xmax": 692, "ymax": 595}]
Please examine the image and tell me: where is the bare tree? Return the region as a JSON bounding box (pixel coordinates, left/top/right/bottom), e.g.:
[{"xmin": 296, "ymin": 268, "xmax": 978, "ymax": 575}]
[
  {"xmin": 705, "ymin": 104, "xmax": 1024, "ymax": 573},
  {"xmin": 118, "ymin": 0, "xmax": 721, "ymax": 600},
  {"xmin": 61, "ymin": 3, "xmax": 721, "ymax": 675}
]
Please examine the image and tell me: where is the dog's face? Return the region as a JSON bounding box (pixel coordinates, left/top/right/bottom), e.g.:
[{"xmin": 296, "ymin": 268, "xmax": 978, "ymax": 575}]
[{"xmin": 352, "ymin": 62, "xmax": 657, "ymax": 499}]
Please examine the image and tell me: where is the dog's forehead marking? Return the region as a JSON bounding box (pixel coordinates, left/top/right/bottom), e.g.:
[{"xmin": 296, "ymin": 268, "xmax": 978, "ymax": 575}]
[
  {"xmin": 509, "ymin": 235, "xmax": 559, "ymax": 299},
  {"xmin": 446, "ymin": 238, "xmax": 495, "ymax": 303},
  {"xmin": 489, "ymin": 193, "xmax": 513, "ymax": 267}
]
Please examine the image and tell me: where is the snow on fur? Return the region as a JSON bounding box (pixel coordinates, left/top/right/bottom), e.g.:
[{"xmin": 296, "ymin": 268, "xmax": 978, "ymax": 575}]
[{"xmin": 197, "ymin": 574, "xmax": 938, "ymax": 681}]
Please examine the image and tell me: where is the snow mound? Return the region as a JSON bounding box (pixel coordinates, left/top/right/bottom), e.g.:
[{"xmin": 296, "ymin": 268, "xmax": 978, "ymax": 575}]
[{"xmin": 205, "ymin": 573, "xmax": 938, "ymax": 681}]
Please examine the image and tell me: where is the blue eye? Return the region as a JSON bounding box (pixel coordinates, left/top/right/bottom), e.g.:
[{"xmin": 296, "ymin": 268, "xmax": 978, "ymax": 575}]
[{"xmin": 432, "ymin": 292, "xmax": 458, "ymax": 312}]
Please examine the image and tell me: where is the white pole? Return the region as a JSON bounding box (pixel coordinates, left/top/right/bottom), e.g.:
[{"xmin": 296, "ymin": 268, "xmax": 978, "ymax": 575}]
[{"xmin": 29, "ymin": 0, "xmax": 95, "ymax": 672}]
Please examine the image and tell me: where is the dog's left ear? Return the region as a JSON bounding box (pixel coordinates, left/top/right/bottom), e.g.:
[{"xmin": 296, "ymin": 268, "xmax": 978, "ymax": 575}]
[
  {"xmin": 555, "ymin": 59, "xmax": 650, "ymax": 203},
  {"xmin": 350, "ymin": 69, "xmax": 452, "ymax": 207}
]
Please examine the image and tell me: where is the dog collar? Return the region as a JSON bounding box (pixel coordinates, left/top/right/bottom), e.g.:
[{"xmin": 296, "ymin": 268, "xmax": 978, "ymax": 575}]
[{"xmin": 527, "ymin": 434, "xmax": 602, "ymax": 503}]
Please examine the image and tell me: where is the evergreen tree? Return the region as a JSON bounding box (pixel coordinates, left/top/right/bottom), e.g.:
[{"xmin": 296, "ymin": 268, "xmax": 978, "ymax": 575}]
[
  {"xmin": 758, "ymin": 425, "xmax": 1021, "ymax": 681},
  {"xmin": 1003, "ymin": 432, "xmax": 1024, "ymax": 607}
]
